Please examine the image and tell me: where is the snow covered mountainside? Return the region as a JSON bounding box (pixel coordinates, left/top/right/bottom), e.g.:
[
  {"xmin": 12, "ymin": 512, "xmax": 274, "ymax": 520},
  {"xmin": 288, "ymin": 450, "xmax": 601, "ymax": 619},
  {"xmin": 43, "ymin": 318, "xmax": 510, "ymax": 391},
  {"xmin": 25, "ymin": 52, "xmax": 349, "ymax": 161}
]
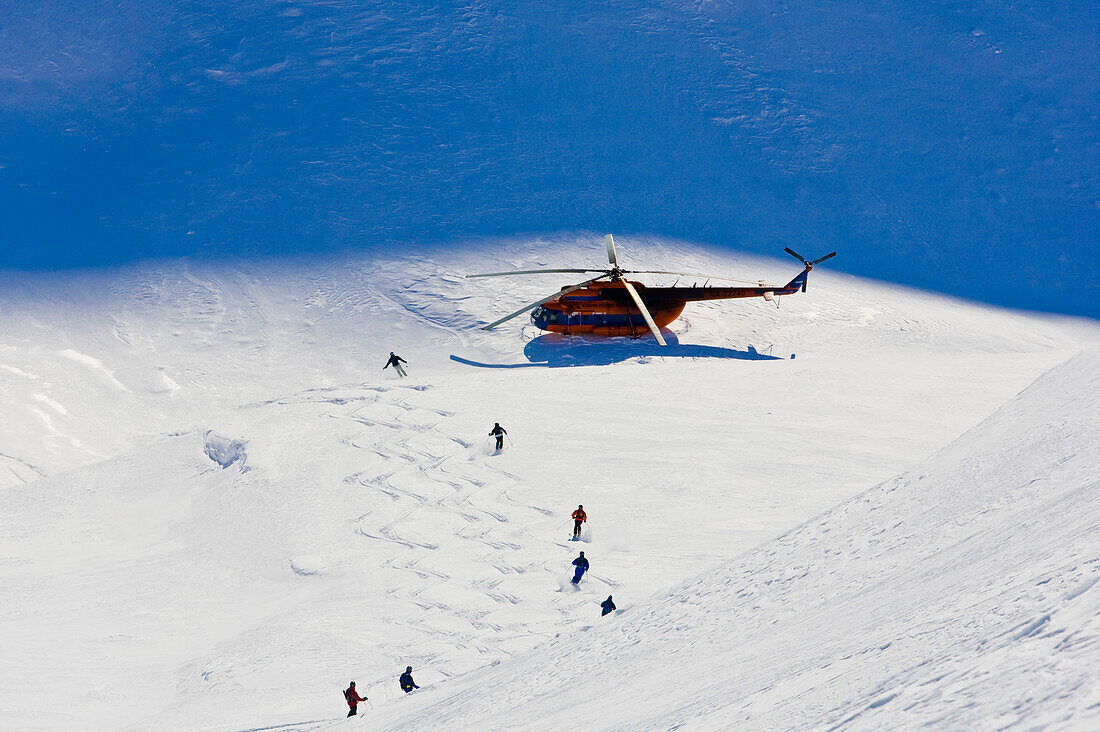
[
  {"xmin": 0, "ymin": 236, "xmax": 1097, "ymax": 730},
  {"xmin": 378, "ymin": 347, "xmax": 1100, "ymax": 732},
  {"xmin": 3, "ymin": 1, "xmax": 1097, "ymax": 315}
]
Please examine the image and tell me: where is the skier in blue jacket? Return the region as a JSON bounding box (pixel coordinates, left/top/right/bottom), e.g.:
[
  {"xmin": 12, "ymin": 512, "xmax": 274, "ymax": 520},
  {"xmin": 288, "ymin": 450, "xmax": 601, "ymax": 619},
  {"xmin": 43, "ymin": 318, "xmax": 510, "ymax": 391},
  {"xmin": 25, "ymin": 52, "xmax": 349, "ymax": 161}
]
[
  {"xmin": 399, "ymin": 666, "xmax": 419, "ymax": 693},
  {"xmin": 571, "ymin": 552, "xmax": 589, "ymax": 585}
]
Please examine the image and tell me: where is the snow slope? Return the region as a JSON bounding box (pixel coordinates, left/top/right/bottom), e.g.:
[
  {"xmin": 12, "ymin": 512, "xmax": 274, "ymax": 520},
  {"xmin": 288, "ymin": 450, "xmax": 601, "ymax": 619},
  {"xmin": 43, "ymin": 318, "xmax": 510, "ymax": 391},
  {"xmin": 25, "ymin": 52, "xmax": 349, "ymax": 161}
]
[
  {"xmin": 377, "ymin": 350, "xmax": 1100, "ymax": 731},
  {"xmin": 2, "ymin": 1, "xmax": 1097, "ymax": 315},
  {"xmin": 0, "ymin": 236, "xmax": 1097, "ymax": 729}
]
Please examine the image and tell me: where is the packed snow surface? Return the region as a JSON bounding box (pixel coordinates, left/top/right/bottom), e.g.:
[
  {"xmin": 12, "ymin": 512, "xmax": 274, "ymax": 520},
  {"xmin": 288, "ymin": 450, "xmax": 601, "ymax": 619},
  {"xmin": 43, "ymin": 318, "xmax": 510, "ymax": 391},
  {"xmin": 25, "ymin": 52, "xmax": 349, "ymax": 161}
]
[
  {"xmin": 0, "ymin": 236, "xmax": 1097, "ymax": 730},
  {"xmin": 377, "ymin": 351, "xmax": 1100, "ymax": 731}
]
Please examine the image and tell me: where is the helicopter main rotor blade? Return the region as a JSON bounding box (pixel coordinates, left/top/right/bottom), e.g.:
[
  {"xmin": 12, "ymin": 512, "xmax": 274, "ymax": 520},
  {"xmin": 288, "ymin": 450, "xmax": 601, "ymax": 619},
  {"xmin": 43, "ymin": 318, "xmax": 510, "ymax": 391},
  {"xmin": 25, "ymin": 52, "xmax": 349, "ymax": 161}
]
[
  {"xmin": 481, "ymin": 275, "xmax": 607, "ymax": 331},
  {"xmin": 604, "ymin": 234, "xmax": 619, "ymax": 267},
  {"xmin": 811, "ymin": 252, "xmax": 837, "ymax": 265},
  {"xmin": 467, "ymin": 269, "xmax": 606, "ymax": 279},
  {"xmin": 784, "ymin": 247, "xmax": 808, "ymax": 264},
  {"xmin": 623, "ymin": 269, "xmax": 764, "ymax": 285},
  {"xmin": 619, "ymin": 279, "xmax": 667, "ymax": 347}
]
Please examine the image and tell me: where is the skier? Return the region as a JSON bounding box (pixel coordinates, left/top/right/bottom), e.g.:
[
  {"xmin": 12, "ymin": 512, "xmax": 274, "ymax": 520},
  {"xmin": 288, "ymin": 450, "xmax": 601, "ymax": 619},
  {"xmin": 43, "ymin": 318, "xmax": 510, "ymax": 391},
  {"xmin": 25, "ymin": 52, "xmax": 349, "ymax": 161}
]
[
  {"xmin": 489, "ymin": 422, "xmax": 507, "ymax": 452},
  {"xmin": 399, "ymin": 666, "xmax": 419, "ymax": 693},
  {"xmin": 344, "ymin": 681, "xmax": 367, "ymax": 717},
  {"xmin": 601, "ymin": 595, "xmax": 616, "ymax": 617},
  {"xmin": 571, "ymin": 504, "xmax": 587, "ymax": 539},
  {"xmin": 571, "ymin": 551, "xmax": 589, "ymax": 585},
  {"xmin": 383, "ymin": 351, "xmax": 407, "ymax": 377}
]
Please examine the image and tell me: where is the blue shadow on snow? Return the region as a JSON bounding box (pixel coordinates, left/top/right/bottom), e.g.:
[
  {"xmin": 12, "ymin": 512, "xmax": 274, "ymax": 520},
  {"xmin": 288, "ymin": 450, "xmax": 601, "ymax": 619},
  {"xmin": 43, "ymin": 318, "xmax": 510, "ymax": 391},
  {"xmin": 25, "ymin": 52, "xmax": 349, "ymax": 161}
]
[{"xmin": 450, "ymin": 332, "xmax": 782, "ymax": 369}]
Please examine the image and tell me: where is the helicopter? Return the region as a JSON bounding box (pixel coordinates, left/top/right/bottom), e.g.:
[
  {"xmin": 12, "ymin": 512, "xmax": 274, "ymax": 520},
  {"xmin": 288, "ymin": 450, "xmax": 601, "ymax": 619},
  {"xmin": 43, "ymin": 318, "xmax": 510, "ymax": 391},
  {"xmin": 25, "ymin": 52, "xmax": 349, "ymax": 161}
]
[{"xmin": 467, "ymin": 235, "xmax": 836, "ymax": 346}]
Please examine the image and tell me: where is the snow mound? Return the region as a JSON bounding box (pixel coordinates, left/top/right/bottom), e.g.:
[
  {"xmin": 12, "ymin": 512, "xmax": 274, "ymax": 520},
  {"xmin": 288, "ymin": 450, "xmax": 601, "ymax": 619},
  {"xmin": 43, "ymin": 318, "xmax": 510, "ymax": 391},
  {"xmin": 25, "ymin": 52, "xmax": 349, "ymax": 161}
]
[
  {"xmin": 202, "ymin": 430, "xmax": 247, "ymax": 469},
  {"xmin": 376, "ymin": 350, "xmax": 1100, "ymax": 730}
]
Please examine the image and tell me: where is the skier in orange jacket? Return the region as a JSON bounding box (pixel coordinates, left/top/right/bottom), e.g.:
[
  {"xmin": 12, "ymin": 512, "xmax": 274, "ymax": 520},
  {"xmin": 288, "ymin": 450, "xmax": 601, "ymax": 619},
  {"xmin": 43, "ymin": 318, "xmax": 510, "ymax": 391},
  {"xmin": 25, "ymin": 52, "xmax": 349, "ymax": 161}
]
[
  {"xmin": 344, "ymin": 681, "xmax": 367, "ymax": 717},
  {"xmin": 571, "ymin": 505, "xmax": 587, "ymax": 539}
]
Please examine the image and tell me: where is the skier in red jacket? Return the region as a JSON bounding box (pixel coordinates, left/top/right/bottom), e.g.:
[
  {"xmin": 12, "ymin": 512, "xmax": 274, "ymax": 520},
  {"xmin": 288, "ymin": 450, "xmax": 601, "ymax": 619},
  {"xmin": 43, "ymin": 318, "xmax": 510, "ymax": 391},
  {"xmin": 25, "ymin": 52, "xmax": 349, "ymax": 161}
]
[
  {"xmin": 571, "ymin": 505, "xmax": 587, "ymax": 539},
  {"xmin": 344, "ymin": 681, "xmax": 367, "ymax": 717}
]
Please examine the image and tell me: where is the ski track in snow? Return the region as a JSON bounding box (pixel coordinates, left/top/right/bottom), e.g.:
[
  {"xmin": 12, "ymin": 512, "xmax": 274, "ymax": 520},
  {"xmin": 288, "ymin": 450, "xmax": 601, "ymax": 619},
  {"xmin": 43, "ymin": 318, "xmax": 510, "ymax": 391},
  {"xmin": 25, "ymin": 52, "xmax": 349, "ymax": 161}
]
[
  {"xmin": 231, "ymin": 378, "xmax": 600, "ymax": 706},
  {"xmin": 327, "ymin": 385, "xmax": 584, "ymax": 632}
]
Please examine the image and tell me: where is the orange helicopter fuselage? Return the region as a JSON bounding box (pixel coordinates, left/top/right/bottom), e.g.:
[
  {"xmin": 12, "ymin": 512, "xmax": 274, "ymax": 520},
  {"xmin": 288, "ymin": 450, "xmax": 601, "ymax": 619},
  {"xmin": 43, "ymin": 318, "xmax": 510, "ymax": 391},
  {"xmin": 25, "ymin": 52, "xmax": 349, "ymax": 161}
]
[{"xmin": 529, "ymin": 277, "xmax": 804, "ymax": 337}]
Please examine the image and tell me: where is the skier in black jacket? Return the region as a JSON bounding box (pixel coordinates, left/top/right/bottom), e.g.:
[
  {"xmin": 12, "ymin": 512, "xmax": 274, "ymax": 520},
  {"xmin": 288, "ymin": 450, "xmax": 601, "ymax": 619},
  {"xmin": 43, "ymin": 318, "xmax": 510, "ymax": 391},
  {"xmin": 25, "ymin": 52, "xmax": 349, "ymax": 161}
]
[
  {"xmin": 601, "ymin": 595, "xmax": 616, "ymax": 616},
  {"xmin": 489, "ymin": 422, "xmax": 507, "ymax": 451},
  {"xmin": 384, "ymin": 352, "xmax": 407, "ymax": 377},
  {"xmin": 399, "ymin": 666, "xmax": 419, "ymax": 693}
]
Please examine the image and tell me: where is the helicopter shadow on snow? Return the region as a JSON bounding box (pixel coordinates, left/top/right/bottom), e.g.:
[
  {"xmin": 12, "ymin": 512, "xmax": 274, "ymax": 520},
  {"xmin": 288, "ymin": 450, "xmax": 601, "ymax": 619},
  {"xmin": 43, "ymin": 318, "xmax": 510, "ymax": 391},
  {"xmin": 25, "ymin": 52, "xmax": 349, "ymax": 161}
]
[{"xmin": 450, "ymin": 332, "xmax": 783, "ymax": 369}]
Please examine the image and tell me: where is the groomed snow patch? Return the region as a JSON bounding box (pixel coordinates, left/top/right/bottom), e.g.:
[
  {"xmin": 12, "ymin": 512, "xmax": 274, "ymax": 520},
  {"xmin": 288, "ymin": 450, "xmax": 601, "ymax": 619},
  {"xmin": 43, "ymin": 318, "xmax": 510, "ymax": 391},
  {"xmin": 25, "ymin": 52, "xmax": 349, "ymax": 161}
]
[{"xmin": 202, "ymin": 430, "xmax": 247, "ymax": 469}]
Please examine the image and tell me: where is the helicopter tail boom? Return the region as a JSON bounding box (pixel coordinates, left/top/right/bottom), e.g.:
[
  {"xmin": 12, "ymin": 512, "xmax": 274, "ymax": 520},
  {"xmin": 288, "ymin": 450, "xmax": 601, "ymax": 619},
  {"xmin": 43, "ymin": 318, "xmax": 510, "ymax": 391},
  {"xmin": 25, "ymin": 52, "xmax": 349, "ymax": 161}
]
[{"xmin": 784, "ymin": 268, "xmax": 810, "ymax": 293}]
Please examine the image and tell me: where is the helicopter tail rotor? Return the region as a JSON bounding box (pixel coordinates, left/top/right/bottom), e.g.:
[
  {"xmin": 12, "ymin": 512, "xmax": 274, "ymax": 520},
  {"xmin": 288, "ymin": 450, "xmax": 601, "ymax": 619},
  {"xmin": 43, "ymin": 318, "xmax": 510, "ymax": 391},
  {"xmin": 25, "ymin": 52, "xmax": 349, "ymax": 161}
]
[
  {"xmin": 783, "ymin": 248, "xmax": 837, "ymax": 292},
  {"xmin": 784, "ymin": 248, "xmax": 837, "ymax": 269}
]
